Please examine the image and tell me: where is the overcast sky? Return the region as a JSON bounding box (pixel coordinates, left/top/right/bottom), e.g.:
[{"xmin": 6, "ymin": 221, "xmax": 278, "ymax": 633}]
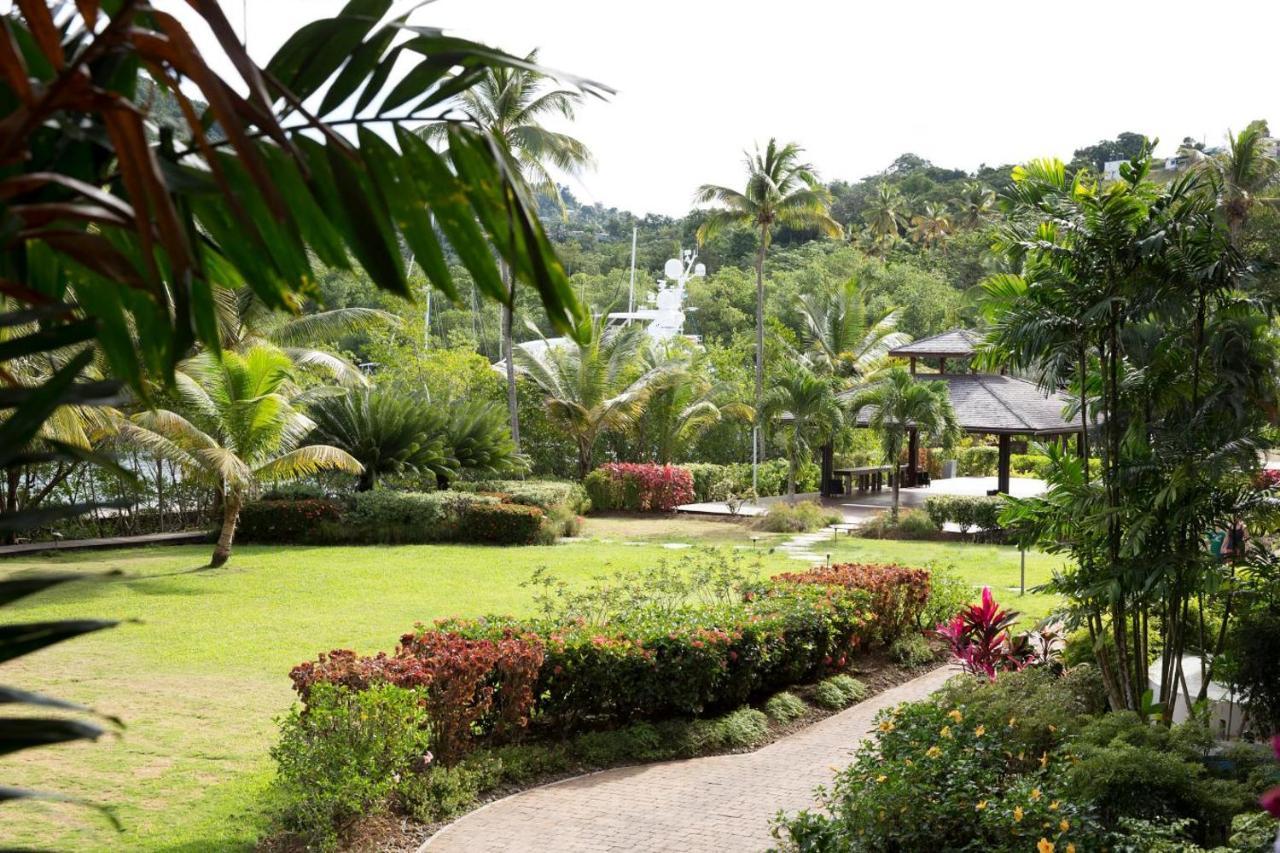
[{"xmin": 183, "ymin": 1, "xmax": 1276, "ymax": 216}]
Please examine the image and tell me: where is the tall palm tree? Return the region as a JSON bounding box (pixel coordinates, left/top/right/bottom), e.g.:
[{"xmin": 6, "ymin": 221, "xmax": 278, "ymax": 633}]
[
  {"xmin": 849, "ymin": 367, "xmax": 960, "ymax": 522},
  {"xmin": 798, "ymin": 277, "xmax": 910, "ymax": 379},
  {"xmin": 760, "ymin": 363, "xmax": 845, "ymax": 502},
  {"xmin": 862, "ymin": 183, "xmax": 911, "ymax": 246},
  {"xmin": 119, "ymin": 346, "xmax": 361, "ymax": 567},
  {"xmin": 909, "ymin": 202, "xmax": 952, "ymax": 249},
  {"xmin": 1182, "ymin": 119, "xmax": 1279, "ymax": 243},
  {"xmin": 694, "ymin": 139, "xmax": 842, "ymax": 479},
  {"xmin": 422, "ymin": 51, "xmax": 594, "ymax": 453},
  {"xmin": 952, "ymin": 181, "xmax": 996, "ymax": 229},
  {"xmin": 515, "ymin": 315, "xmax": 679, "ymax": 479}
]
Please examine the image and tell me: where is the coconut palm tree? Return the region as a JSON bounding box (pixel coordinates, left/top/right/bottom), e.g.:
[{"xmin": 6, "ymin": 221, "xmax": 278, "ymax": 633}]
[
  {"xmin": 909, "ymin": 202, "xmax": 952, "ymax": 249},
  {"xmin": 862, "ymin": 183, "xmax": 911, "ymax": 245},
  {"xmin": 637, "ymin": 344, "xmax": 753, "ymax": 464},
  {"xmin": 849, "ymin": 367, "xmax": 960, "ymax": 522},
  {"xmin": 760, "ymin": 363, "xmax": 845, "ymax": 502},
  {"xmin": 515, "ymin": 315, "xmax": 680, "ymax": 479},
  {"xmin": 1181, "ymin": 120, "xmax": 1279, "ymax": 243},
  {"xmin": 694, "ymin": 139, "xmax": 841, "ymax": 478},
  {"xmin": 422, "ymin": 51, "xmax": 594, "ymax": 453},
  {"xmin": 797, "ymin": 277, "xmax": 910, "ymax": 379},
  {"xmin": 952, "ymin": 182, "xmax": 996, "ymax": 229},
  {"xmin": 118, "ymin": 346, "xmax": 361, "ymax": 567}
]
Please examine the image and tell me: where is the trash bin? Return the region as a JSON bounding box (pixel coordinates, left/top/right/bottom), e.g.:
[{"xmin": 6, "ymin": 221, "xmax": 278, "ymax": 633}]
[{"xmin": 941, "ymin": 460, "xmax": 957, "ymax": 479}]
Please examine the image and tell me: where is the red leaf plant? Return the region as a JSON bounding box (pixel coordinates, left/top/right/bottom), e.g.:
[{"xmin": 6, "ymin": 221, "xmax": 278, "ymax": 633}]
[{"xmin": 936, "ymin": 587, "xmax": 1036, "ymax": 680}]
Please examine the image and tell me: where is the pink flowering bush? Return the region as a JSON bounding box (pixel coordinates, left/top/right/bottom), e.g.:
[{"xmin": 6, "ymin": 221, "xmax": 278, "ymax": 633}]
[{"xmin": 583, "ymin": 463, "xmax": 695, "ymax": 512}]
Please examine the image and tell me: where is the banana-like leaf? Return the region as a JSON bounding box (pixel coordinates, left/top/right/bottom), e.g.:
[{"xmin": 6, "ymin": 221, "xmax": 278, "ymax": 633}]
[{"xmin": 0, "ymin": 620, "xmax": 118, "ymax": 666}]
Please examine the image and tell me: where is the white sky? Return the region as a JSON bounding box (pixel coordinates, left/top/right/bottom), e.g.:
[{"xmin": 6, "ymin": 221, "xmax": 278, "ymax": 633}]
[{"xmin": 170, "ymin": 1, "xmax": 1280, "ymax": 216}]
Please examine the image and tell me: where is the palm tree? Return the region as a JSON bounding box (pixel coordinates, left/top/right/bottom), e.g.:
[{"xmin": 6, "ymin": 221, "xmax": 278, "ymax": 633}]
[
  {"xmin": 909, "ymin": 202, "xmax": 952, "ymax": 249},
  {"xmin": 760, "ymin": 363, "xmax": 845, "ymax": 502},
  {"xmin": 862, "ymin": 183, "xmax": 911, "ymax": 246},
  {"xmin": 797, "ymin": 276, "xmax": 910, "ymax": 379},
  {"xmin": 422, "ymin": 51, "xmax": 594, "ymax": 453},
  {"xmin": 849, "ymin": 367, "xmax": 960, "ymax": 522},
  {"xmin": 639, "ymin": 344, "xmax": 752, "ymax": 464},
  {"xmin": 952, "ymin": 182, "xmax": 996, "ymax": 229},
  {"xmin": 694, "ymin": 139, "xmax": 842, "ymax": 479},
  {"xmin": 215, "ymin": 288, "xmax": 395, "ymax": 386},
  {"xmin": 515, "ymin": 315, "xmax": 679, "ymax": 479},
  {"xmin": 119, "ymin": 346, "xmax": 361, "ymax": 567},
  {"xmin": 1182, "ymin": 119, "xmax": 1278, "ymax": 242}
]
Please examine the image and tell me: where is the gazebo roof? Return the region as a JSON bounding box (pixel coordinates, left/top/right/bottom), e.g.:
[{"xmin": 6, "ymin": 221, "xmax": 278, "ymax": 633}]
[
  {"xmin": 888, "ymin": 328, "xmax": 983, "ymax": 359},
  {"xmin": 841, "ymin": 373, "xmax": 1083, "ymax": 436}
]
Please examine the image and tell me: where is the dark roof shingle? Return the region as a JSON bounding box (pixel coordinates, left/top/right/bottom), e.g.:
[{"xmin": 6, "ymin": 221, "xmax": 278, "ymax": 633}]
[
  {"xmin": 888, "ymin": 328, "xmax": 982, "ymax": 358},
  {"xmin": 841, "ymin": 373, "xmax": 1082, "ymax": 435}
]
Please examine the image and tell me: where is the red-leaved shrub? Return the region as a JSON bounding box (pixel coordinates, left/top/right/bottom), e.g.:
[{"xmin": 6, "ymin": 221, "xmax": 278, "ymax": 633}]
[
  {"xmin": 774, "ymin": 563, "xmax": 931, "ymax": 645},
  {"xmin": 935, "ymin": 586, "xmax": 1035, "ymax": 680},
  {"xmin": 583, "ymin": 463, "xmax": 695, "ymax": 512},
  {"xmin": 289, "ymin": 629, "xmax": 544, "ymax": 765}
]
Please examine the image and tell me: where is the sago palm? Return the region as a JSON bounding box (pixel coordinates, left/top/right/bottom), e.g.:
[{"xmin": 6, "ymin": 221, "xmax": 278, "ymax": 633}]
[
  {"xmin": 422, "ymin": 50, "xmax": 594, "ymax": 453},
  {"xmin": 515, "ymin": 315, "xmax": 679, "ymax": 479},
  {"xmin": 797, "ymin": 276, "xmax": 910, "ymax": 379},
  {"xmin": 849, "ymin": 367, "xmax": 960, "ymax": 522},
  {"xmin": 119, "ymin": 346, "xmax": 361, "ymax": 567},
  {"xmin": 694, "ymin": 139, "xmax": 841, "ymax": 471},
  {"xmin": 760, "ymin": 363, "xmax": 845, "ymax": 502}
]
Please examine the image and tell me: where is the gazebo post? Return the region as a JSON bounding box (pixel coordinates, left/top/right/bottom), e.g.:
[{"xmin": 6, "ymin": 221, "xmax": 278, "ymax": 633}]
[
  {"xmin": 907, "ymin": 428, "xmax": 918, "ymax": 487},
  {"xmin": 997, "ymin": 434, "xmax": 1012, "ymax": 495}
]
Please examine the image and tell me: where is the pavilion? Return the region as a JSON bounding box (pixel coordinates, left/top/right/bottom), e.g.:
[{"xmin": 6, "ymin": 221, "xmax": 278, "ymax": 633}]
[{"xmin": 819, "ymin": 329, "xmax": 1086, "ymax": 497}]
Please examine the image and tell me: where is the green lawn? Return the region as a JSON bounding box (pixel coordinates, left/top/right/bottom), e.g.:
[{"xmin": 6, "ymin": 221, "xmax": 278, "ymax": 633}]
[{"xmin": 0, "ymin": 518, "xmax": 1065, "ymax": 851}]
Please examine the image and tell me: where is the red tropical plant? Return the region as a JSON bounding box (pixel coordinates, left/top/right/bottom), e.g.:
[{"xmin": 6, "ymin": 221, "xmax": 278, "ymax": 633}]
[{"xmin": 936, "ymin": 587, "xmax": 1036, "ymax": 679}]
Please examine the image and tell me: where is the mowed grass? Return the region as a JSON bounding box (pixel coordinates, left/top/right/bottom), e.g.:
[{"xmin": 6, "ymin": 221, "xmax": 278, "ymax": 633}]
[{"xmin": 0, "ymin": 516, "xmax": 1064, "ymax": 850}]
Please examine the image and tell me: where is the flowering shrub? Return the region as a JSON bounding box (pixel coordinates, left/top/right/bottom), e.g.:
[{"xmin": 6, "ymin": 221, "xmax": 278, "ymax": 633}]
[
  {"xmin": 1256, "ymin": 468, "xmax": 1280, "ymax": 490},
  {"xmin": 583, "ymin": 463, "xmax": 694, "ymax": 512},
  {"xmin": 290, "ymin": 630, "xmax": 544, "ymax": 765},
  {"xmin": 237, "ymin": 498, "xmax": 344, "ymax": 542},
  {"xmin": 775, "ymin": 563, "xmax": 931, "ymax": 645}
]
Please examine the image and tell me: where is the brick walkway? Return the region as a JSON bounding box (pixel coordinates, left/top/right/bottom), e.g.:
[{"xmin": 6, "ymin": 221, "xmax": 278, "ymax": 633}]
[{"xmin": 421, "ymin": 665, "xmax": 954, "ymax": 853}]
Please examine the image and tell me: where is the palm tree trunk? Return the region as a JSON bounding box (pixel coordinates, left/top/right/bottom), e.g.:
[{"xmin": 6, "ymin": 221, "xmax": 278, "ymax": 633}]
[
  {"xmin": 787, "ymin": 449, "xmax": 797, "ymax": 504},
  {"xmin": 500, "ymin": 261, "xmax": 521, "ymax": 454},
  {"xmin": 209, "ymin": 492, "xmax": 242, "ymax": 568},
  {"xmin": 754, "ymin": 230, "xmax": 768, "ymax": 484}
]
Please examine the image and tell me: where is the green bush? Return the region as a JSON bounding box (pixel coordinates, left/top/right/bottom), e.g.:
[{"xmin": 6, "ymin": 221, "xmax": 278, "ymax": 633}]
[
  {"xmin": 346, "ymin": 490, "xmax": 450, "ymax": 539},
  {"xmin": 756, "ymin": 500, "xmax": 842, "ymax": 533},
  {"xmin": 889, "ymin": 633, "xmax": 935, "ymax": 668},
  {"xmin": 270, "ymin": 683, "xmax": 428, "ymax": 848},
  {"xmin": 683, "ymin": 460, "xmax": 820, "ymax": 501},
  {"xmin": 765, "ymin": 691, "xmax": 808, "ymax": 723},
  {"xmin": 693, "ymin": 707, "xmax": 770, "ymax": 750},
  {"xmin": 812, "ymin": 675, "xmax": 867, "ymax": 710},
  {"xmin": 456, "ymin": 479, "xmax": 589, "ymax": 514},
  {"xmin": 923, "ymin": 494, "xmax": 1005, "ymax": 539},
  {"xmin": 1218, "ymin": 607, "xmax": 1280, "ymax": 737},
  {"xmin": 458, "ymin": 501, "xmax": 550, "ymax": 545},
  {"xmin": 238, "ymin": 498, "xmax": 345, "ymax": 543},
  {"xmin": 859, "ymin": 508, "xmax": 939, "ymax": 540},
  {"xmin": 772, "ymin": 667, "xmax": 1245, "ymax": 853},
  {"xmin": 956, "ymin": 445, "xmax": 999, "ymax": 476},
  {"xmin": 921, "ymin": 562, "xmax": 974, "ymax": 629}
]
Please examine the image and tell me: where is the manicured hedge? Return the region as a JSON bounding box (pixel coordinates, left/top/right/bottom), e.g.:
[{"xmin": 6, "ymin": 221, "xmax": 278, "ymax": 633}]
[
  {"xmin": 924, "ymin": 494, "xmax": 1004, "ymax": 538},
  {"xmin": 955, "ymin": 445, "xmax": 999, "ymax": 476},
  {"xmin": 238, "ymin": 490, "xmax": 555, "ymax": 546},
  {"xmin": 684, "ymin": 459, "xmax": 821, "ymax": 501},
  {"xmin": 238, "ymin": 498, "xmax": 345, "ymax": 542},
  {"xmin": 289, "ymin": 564, "xmax": 943, "ymax": 762},
  {"xmin": 583, "ymin": 463, "xmax": 694, "ymax": 512}
]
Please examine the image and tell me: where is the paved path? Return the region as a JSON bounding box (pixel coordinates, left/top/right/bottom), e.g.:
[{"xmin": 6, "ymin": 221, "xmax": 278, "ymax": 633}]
[
  {"xmin": 0, "ymin": 529, "xmax": 210, "ymax": 558},
  {"xmin": 421, "ymin": 665, "xmax": 953, "ymax": 853}
]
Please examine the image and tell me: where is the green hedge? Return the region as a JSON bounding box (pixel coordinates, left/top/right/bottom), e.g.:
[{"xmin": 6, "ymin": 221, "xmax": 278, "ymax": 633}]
[
  {"xmin": 239, "ymin": 489, "xmax": 557, "ymax": 546},
  {"xmin": 923, "ymin": 494, "xmax": 1005, "ymax": 539},
  {"xmin": 683, "ymin": 459, "xmax": 821, "ymax": 502},
  {"xmin": 955, "ymin": 446, "xmax": 999, "ymax": 476}
]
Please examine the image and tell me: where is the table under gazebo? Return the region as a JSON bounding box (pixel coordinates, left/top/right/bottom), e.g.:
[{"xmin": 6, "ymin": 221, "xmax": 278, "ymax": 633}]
[{"xmin": 818, "ymin": 330, "xmax": 1086, "ymax": 498}]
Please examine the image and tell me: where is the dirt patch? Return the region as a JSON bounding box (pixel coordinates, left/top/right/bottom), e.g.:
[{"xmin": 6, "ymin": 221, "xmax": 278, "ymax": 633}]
[{"xmin": 582, "ymin": 513, "xmax": 756, "ymax": 543}]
